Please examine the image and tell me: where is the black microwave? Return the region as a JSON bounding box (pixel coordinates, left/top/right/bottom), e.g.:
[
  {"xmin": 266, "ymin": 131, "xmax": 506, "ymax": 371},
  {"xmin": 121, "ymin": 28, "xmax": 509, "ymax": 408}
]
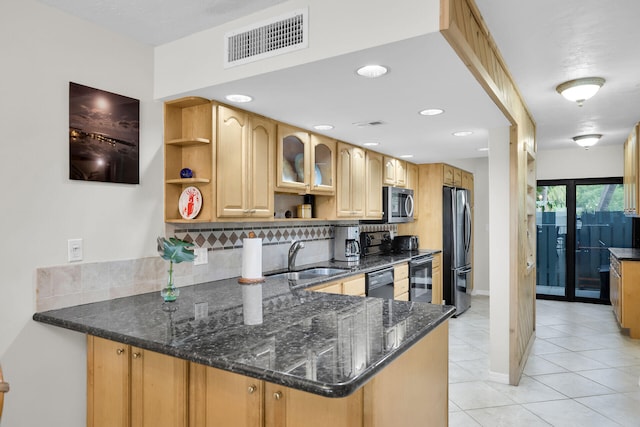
[{"xmin": 382, "ymin": 186, "xmax": 414, "ymax": 223}]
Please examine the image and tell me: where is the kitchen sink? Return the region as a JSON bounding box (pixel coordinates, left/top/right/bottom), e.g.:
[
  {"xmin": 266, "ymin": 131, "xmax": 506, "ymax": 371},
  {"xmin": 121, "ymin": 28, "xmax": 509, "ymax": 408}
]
[{"xmin": 269, "ymin": 267, "xmax": 349, "ymax": 281}]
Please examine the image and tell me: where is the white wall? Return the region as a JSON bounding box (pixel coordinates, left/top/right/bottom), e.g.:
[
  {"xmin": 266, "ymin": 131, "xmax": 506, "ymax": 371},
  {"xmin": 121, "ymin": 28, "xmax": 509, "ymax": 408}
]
[
  {"xmin": 536, "ymin": 144, "xmax": 623, "ymax": 180},
  {"xmin": 0, "ymin": 1, "xmax": 162, "ymax": 425},
  {"xmin": 448, "ymin": 157, "xmax": 490, "ymax": 295}
]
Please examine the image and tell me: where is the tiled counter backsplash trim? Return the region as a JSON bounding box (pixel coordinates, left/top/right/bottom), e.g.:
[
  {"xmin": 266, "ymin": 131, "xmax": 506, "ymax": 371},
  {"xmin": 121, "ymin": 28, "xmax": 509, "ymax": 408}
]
[
  {"xmin": 173, "ymin": 223, "xmax": 335, "ymax": 250},
  {"xmin": 36, "ymin": 222, "xmax": 397, "ymax": 312}
]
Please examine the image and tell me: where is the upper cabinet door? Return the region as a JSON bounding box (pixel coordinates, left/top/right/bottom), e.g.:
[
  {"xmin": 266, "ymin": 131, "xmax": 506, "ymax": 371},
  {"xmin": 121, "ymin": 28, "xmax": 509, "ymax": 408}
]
[
  {"xmin": 383, "ymin": 156, "xmax": 406, "ymax": 187},
  {"xmin": 248, "ymin": 116, "xmax": 275, "ymax": 217},
  {"xmin": 276, "ymin": 124, "xmax": 310, "ymax": 193},
  {"xmin": 217, "ymin": 105, "xmax": 248, "ymax": 217},
  {"xmin": 365, "ymin": 151, "xmax": 383, "ymax": 219},
  {"xmin": 310, "ymin": 134, "xmax": 336, "ymax": 195}
]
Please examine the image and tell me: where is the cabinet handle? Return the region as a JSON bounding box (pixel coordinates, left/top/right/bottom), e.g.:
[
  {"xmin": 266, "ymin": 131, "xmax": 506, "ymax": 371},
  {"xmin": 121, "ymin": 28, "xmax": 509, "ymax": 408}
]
[
  {"xmin": 273, "ymin": 391, "xmax": 282, "ymax": 400},
  {"xmin": 0, "ymin": 381, "xmax": 9, "ymax": 394},
  {"xmin": 116, "ymin": 348, "xmax": 125, "ymax": 355},
  {"xmin": 248, "ymin": 385, "xmax": 257, "ymax": 394},
  {"xmin": 132, "ymin": 352, "xmax": 142, "ymax": 359}
]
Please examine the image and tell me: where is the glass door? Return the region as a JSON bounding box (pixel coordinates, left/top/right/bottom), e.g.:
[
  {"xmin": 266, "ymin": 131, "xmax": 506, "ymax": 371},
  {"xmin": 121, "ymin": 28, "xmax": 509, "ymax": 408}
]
[
  {"xmin": 536, "ymin": 184, "xmax": 567, "ymax": 297},
  {"xmin": 575, "ymin": 182, "xmax": 630, "ymax": 301},
  {"xmin": 537, "ymin": 178, "xmax": 631, "ymax": 303}
]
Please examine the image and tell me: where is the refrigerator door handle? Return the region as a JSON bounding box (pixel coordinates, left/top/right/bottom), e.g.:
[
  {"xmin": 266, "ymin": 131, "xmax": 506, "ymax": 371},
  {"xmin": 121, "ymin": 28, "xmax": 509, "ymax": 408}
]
[
  {"xmin": 456, "ymin": 266, "xmax": 472, "ymax": 275},
  {"xmin": 464, "ymin": 202, "xmax": 471, "ymax": 254}
]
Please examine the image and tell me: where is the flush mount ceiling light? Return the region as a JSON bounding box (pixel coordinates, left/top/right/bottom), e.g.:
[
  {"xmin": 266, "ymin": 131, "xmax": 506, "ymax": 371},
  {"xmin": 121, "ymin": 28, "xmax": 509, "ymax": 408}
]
[
  {"xmin": 399, "ymin": 154, "xmax": 414, "ymax": 158},
  {"xmin": 555, "ymin": 77, "xmax": 605, "ymax": 106},
  {"xmin": 452, "ymin": 131, "xmax": 473, "ymax": 137},
  {"xmin": 356, "ymin": 64, "xmax": 389, "ymax": 78},
  {"xmin": 477, "ymin": 147, "xmax": 489, "ymax": 152},
  {"xmin": 362, "ymin": 141, "xmax": 380, "ymax": 147},
  {"xmin": 225, "ymin": 94, "xmax": 253, "ymax": 103},
  {"xmin": 573, "ymin": 134, "xmax": 601, "ymax": 148},
  {"xmin": 313, "ymin": 124, "xmax": 334, "ymax": 130},
  {"xmin": 419, "ymin": 108, "xmax": 445, "ymax": 116}
]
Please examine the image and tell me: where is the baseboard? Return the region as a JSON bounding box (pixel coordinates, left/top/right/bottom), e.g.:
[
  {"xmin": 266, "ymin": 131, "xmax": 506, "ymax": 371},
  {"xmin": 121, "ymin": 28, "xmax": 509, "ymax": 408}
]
[
  {"xmin": 488, "ymin": 370, "xmax": 510, "ymax": 384},
  {"xmin": 472, "ymin": 289, "xmax": 490, "ymax": 296}
]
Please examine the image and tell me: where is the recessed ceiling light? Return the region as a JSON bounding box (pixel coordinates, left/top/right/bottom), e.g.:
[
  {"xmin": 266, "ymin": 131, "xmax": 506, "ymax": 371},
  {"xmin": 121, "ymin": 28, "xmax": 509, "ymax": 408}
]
[
  {"xmin": 478, "ymin": 147, "xmax": 489, "ymax": 152},
  {"xmin": 362, "ymin": 141, "xmax": 380, "ymax": 147},
  {"xmin": 399, "ymin": 154, "xmax": 414, "ymax": 158},
  {"xmin": 419, "ymin": 108, "xmax": 445, "ymax": 116},
  {"xmin": 313, "ymin": 124, "xmax": 334, "ymax": 131},
  {"xmin": 453, "ymin": 131, "xmax": 473, "ymax": 137},
  {"xmin": 356, "ymin": 65, "xmax": 389, "ymax": 78},
  {"xmin": 225, "ymin": 94, "xmax": 253, "ymax": 103}
]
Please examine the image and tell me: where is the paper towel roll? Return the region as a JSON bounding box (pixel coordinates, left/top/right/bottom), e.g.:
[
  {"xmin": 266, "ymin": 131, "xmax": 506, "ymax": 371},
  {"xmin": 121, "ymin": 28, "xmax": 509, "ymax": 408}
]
[
  {"xmin": 242, "ymin": 237, "xmax": 263, "ymax": 279},
  {"xmin": 242, "ymin": 284, "xmax": 263, "ymax": 325}
]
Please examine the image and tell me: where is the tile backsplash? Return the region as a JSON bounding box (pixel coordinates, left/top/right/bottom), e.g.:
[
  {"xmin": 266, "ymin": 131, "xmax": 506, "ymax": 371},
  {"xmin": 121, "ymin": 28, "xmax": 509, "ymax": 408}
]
[{"xmin": 35, "ymin": 221, "xmax": 397, "ymax": 311}]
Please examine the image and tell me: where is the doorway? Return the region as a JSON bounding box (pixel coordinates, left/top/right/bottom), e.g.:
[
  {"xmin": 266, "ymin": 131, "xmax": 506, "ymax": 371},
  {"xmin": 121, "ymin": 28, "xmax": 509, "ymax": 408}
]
[{"xmin": 536, "ymin": 178, "xmax": 631, "ymax": 303}]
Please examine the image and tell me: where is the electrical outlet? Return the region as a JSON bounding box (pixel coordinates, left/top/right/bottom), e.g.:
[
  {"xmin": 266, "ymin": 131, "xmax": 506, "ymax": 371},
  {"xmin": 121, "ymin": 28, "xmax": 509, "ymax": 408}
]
[
  {"xmin": 193, "ymin": 248, "xmax": 208, "ymax": 265},
  {"xmin": 68, "ymin": 238, "xmax": 83, "ymax": 262},
  {"xmin": 194, "ymin": 302, "xmax": 208, "ymax": 320}
]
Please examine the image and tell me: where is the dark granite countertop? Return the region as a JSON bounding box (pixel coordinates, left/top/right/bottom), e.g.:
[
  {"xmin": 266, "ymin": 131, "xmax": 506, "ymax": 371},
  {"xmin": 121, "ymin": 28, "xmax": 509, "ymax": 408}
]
[
  {"xmin": 609, "ymin": 248, "xmax": 640, "ymax": 261},
  {"xmin": 33, "ymin": 250, "xmax": 452, "ymax": 398}
]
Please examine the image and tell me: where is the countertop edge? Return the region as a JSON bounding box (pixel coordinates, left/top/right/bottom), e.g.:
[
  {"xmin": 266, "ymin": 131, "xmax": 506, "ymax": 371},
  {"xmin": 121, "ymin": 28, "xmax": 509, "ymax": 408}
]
[{"xmin": 33, "ymin": 305, "xmax": 455, "ymax": 398}]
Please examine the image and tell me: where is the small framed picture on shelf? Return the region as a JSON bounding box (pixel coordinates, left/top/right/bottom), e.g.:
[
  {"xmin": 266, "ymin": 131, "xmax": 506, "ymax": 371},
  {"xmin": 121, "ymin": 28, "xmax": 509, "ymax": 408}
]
[{"xmin": 69, "ymin": 82, "xmax": 140, "ymax": 184}]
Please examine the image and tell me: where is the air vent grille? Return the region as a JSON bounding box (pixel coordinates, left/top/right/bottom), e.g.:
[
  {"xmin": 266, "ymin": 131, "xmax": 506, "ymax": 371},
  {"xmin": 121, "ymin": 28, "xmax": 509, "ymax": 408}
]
[{"xmin": 224, "ymin": 8, "xmax": 308, "ymax": 68}]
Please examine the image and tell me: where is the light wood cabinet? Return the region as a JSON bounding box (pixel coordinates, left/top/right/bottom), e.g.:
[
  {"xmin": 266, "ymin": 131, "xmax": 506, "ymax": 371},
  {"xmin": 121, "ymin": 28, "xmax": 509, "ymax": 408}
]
[
  {"xmin": 308, "ymin": 274, "xmax": 366, "ymax": 296},
  {"xmin": 365, "ymin": 151, "xmax": 384, "ymax": 219},
  {"xmin": 276, "ymin": 124, "xmax": 336, "ymax": 195},
  {"xmin": 336, "ymin": 143, "xmax": 366, "ymax": 217},
  {"xmin": 432, "ymin": 253, "xmax": 443, "ymax": 305},
  {"xmin": 405, "ymin": 162, "xmax": 419, "ymax": 219},
  {"xmin": 383, "ymin": 156, "xmax": 406, "ymax": 187},
  {"xmin": 624, "ymin": 124, "xmax": 639, "ymax": 216},
  {"xmin": 217, "ymin": 106, "xmax": 275, "ymax": 218},
  {"xmin": 163, "ymin": 97, "xmax": 215, "ymax": 223},
  {"xmin": 393, "ymin": 263, "xmax": 409, "ymax": 300},
  {"xmin": 87, "ymin": 336, "xmax": 188, "ymax": 427},
  {"xmin": 610, "ymin": 254, "xmax": 640, "ymax": 338}
]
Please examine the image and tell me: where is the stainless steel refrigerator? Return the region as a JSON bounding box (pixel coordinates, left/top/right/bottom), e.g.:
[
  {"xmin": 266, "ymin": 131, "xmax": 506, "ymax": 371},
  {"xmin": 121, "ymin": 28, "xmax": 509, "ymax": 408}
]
[{"xmin": 442, "ymin": 187, "xmax": 472, "ymax": 315}]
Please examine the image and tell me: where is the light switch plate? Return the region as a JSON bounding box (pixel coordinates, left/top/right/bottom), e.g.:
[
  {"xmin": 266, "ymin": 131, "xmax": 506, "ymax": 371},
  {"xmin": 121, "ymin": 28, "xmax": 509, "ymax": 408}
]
[
  {"xmin": 68, "ymin": 238, "xmax": 83, "ymax": 262},
  {"xmin": 193, "ymin": 247, "xmax": 208, "ymax": 265}
]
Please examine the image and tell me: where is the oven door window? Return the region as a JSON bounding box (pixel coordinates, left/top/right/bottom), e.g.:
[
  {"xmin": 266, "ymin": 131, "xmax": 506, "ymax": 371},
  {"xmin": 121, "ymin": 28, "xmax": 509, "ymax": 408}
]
[{"xmin": 410, "ymin": 260, "xmax": 432, "ymax": 303}]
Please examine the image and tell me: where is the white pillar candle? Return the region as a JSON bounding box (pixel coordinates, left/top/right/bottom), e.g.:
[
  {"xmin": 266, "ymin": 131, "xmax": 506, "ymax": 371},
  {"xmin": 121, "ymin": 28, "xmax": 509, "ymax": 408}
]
[
  {"xmin": 242, "ymin": 284, "xmax": 263, "ymax": 325},
  {"xmin": 242, "ymin": 237, "xmax": 263, "ymax": 279}
]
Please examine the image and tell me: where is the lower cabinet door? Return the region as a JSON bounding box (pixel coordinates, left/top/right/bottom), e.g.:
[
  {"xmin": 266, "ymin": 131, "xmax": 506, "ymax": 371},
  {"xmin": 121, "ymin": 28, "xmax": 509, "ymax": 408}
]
[
  {"xmin": 264, "ymin": 382, "xmax": 363, "ymax": 427},
  {"xmin": 190, "ymin": 363, "xmax": 263, "ymax": 427},
  {"xmin": 131, "ymin": 347, "xmax": 188, "ymax": 427},
  {"xmin": 87, "ymin": 336, "xmax": 130, "ymax": 427}
]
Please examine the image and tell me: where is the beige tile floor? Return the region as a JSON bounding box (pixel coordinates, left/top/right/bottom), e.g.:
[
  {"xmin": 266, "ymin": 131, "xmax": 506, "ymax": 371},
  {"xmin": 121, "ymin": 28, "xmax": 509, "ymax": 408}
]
[{"xmin": 448, "ymin": 296, "xmax": 640, "ymax": 426}]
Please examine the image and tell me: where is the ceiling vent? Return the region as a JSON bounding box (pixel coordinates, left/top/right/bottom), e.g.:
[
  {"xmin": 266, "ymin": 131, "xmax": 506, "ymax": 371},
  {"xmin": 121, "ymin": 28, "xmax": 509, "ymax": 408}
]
[
  {"xmin": 353, "ymin": 120, "xmax": 385, "ymax": 127},
  {"xmin": 224, "ymin": 8, "xmax": 308, "ymax": 68}
]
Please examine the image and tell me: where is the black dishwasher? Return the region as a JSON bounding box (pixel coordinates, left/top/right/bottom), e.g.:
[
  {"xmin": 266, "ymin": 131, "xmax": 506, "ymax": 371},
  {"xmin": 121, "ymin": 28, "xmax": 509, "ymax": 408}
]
[{"xmin": 365, "ymin": 267, "xmax": 395, "ymax": 300}]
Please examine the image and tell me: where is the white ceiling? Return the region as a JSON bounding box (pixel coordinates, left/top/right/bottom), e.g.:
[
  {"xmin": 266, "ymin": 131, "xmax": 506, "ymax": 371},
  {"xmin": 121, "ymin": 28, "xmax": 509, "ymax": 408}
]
[{"xmin": 39, "ymin": 0, "xmax": 640, "ymax": 162}]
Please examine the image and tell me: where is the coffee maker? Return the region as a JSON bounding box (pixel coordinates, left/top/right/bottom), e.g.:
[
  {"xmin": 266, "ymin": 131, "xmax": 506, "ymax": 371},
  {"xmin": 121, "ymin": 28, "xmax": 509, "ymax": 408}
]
[{"xmin": 334, "ymin": 226, "xmax": 361, "ymax": 262}]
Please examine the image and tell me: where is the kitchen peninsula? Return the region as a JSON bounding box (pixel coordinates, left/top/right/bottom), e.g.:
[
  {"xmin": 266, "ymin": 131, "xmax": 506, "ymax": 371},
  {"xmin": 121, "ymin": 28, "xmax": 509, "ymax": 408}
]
[{"xmin": 34, "ymin": 263, "xmax": 454, "ymax": 427}]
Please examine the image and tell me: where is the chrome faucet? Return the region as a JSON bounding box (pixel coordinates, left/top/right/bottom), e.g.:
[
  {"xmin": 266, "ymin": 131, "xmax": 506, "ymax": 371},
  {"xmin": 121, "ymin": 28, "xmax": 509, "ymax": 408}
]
[{"xmin": 288, "ymin": 240, "xmax": 305, "ymax": 271}]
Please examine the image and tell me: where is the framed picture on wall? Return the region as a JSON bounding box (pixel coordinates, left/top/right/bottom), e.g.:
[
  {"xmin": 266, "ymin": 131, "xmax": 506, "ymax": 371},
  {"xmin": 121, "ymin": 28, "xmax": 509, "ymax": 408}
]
[{"xmin": 69, "ymin": 82, "xmax": 140, "ymax": 184}]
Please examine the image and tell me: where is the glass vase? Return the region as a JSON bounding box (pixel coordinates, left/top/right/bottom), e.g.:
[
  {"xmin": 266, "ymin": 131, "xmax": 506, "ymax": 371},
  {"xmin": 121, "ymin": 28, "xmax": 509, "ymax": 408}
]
[{"xmin": 160, "ymin": 261, "xmax": 180, "ymax": 302}]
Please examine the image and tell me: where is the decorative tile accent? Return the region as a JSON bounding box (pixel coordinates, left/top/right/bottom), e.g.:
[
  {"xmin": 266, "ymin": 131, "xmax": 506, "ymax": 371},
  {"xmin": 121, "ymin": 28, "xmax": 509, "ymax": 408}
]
[{"xmin": 174, "ymin": 222, "xmax": 335, "ymax": 251}]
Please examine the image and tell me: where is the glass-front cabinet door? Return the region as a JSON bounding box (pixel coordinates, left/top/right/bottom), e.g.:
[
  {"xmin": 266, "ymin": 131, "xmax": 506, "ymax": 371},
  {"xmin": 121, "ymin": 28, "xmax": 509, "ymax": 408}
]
[
  {"xmin": 276, "ymin": 125, "xmax": 335, "ymax": 195},
  {"xmin": 310, "ymin": 134, "xmax": 335, "ymax": 195},
  {"xmin": 276, "ymin": 125, "xmax": 309, "ymax": 193}
]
